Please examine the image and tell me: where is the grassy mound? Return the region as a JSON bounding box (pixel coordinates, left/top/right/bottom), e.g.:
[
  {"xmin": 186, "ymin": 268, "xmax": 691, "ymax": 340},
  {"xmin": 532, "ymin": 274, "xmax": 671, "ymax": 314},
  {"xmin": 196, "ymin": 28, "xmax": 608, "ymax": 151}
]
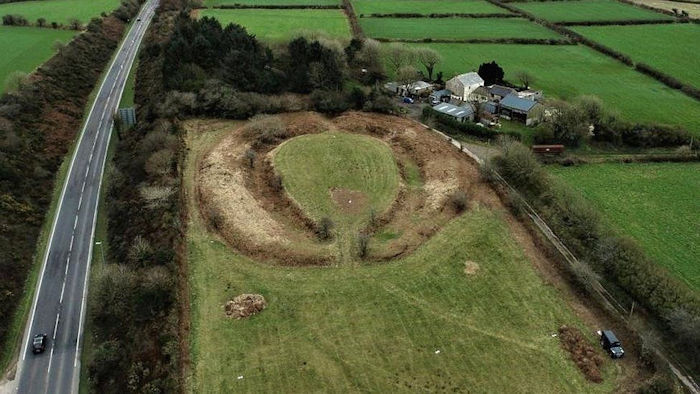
[{"xmin": 274, "ymin": 132, "xmax": 400, "ymax": 229}]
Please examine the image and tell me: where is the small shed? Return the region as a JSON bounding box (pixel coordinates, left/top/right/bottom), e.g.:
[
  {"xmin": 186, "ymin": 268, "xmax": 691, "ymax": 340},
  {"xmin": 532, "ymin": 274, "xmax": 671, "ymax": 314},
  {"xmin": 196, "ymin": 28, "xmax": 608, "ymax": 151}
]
[
  {"xmin": 500, "ymin": 94, "xmax": 542, "ymax": 125},
  {"xmin": 432, "ymin": 102, "xmax": 475, "ymax": 123},
  {"xmin": 429, "ymin": 89, "xmax": 452, "ymax": 104}
]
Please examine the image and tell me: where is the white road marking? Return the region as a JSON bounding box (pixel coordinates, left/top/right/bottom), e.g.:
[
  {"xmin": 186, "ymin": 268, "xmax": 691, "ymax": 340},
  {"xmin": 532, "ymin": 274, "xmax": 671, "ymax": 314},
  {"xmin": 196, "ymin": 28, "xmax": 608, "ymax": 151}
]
[
  {"xmin": 81, "ymin": 181, "xmax": 86, "ymax": 194},
  {"xmin": 69, "ymin": 235, "xmax": 74, "ymax": 252},
  {"xmin": 73, "ymin": 215, "xmax": 78, "ymax": 230},
  {"xmin": 52, "ymin": 313, "xmax": 60, "ymax": 340},
  {"xmin": 78, "ymin": 194, "xmax": 83, "ymax": 210},
  {"xmin": 59, "ymin": 279, "xmax": 66, "ymax": 303},
  {"xmin": 65, "ymin": 257, "xmax": 70, "ymax": 276}
]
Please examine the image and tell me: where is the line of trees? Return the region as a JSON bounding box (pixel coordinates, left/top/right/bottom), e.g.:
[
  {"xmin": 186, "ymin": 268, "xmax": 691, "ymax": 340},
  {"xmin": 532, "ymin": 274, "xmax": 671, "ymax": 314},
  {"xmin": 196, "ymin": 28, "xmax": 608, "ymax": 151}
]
[
  {"xmin": 0, "ymin": 3, "xmax": 138, "ymax": 365},
  {"xmin": 87, "ymin": 1, "xmax": 186, "ymax": 392},
  {"xmin": 484, "ymin": 140, "xmax": 700, "ymax": 370}
]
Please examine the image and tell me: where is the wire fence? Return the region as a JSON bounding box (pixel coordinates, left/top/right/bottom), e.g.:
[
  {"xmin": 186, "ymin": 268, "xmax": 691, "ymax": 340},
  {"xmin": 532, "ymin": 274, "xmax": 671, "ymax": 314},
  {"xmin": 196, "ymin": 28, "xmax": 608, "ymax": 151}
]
[{"xmin": 421, "ymin": 122, "xmax": 700, "ymax": 394}]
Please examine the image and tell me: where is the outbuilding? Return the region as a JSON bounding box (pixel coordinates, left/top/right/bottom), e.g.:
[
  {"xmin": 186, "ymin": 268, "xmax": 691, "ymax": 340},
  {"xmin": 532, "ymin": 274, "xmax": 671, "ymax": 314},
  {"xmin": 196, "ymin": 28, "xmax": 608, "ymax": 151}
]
[
  {"xmin": 429, "ymin": 89, "xmax": 452, "ymax": 104},
  {"xmin": 432, "ymin": 102, "xmax": 475, "ymax": 123},
  {"xmin": 500, "ymin": 94, "xmax": 542, "ymax": 125}
]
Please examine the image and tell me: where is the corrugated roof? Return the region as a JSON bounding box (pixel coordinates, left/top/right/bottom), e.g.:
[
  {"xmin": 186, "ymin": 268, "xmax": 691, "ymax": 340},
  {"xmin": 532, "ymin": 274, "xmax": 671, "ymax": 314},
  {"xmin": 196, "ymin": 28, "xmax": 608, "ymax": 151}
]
[
  {"xmin": 453, "ymin": 72, "xmax": 483, "ymax": 86},
  {"xmin": 500, "ymin": 94, "xmax": 538, "ymax": 112},
  {"xmin": 488, "ymin": 85, "xmax": 515, "ymax": 98},
  {"xmin": 433, "ymin": 103, "xmax": 473, "ymax": 118}
]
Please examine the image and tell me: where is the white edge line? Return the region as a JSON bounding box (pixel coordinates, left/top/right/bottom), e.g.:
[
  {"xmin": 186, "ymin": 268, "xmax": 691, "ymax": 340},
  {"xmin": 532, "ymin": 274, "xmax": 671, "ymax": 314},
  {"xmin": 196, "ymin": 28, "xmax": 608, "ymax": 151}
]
[
  {"xmin": 17, "ymin": 0, "xmax": 153, "ymax": 381},
  {"xmin": 72, "ymin": 3, "xmax": 157, "ymax": 391}
]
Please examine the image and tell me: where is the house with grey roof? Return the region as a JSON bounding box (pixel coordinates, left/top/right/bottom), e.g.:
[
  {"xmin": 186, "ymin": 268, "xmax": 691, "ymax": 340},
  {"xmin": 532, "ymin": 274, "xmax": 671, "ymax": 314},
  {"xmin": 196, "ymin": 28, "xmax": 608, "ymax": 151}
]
[
  {"xmin": 446, "ymin": 72, "xmax": 484, "ymax": 101},
  {"xmin": 432, "ymin": 102, "xmax": 475, "ymax": 123},
  {"xmin": 500, "ymin": 94, "xmax": 543, "ymax": 125},
  {"xmin": 468, "ymin": 86, "xmax": 490, "ymax": 103}
]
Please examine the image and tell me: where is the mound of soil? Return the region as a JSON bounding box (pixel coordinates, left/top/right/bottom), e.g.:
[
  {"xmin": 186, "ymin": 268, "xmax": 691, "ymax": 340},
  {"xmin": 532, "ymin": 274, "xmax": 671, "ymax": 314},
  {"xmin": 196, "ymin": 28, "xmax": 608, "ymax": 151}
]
[
  {"xmin": 558, "ymin": 325, "xmax": 604, "ymax": 383},
  {"xmin": 330, "ymin": 188, "xmax": 368, "ymax": 214},
  {"xmin": 464, "ymin": 261, "xmax": 480, "ymax": 276},
  {"xmin": 225, "ymin": 294, "xmax": 267, "ymax": 319}
]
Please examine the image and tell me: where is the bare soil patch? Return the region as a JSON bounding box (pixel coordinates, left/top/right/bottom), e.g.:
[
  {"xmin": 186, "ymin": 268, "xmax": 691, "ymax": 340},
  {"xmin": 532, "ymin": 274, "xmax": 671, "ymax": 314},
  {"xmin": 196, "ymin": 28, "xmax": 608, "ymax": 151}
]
[
  {"xmin": 330, "ymin": 188, "xmax": 368, "ymax": 214},
  {"xmin": 464, "ymin": 261, "xmax": 480, "ymax": 276},
  {"xmin": 225, "ymin": 294, "xmax": 267, "ymax": 320}
]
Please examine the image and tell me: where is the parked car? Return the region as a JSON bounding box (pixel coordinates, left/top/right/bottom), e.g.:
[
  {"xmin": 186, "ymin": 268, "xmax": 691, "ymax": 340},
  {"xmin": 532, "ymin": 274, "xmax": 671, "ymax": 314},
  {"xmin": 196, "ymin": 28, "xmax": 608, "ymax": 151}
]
[
  {"xmin": 599, "ymin": 330, "xmax": 624, "ymax": 358},
  {"xmin": 32, "ymin": 334, "xmax": 47, "ymax": 354},
  {"xmin": 402, "ymin": 97, "xmax": 414, "ymax": 104}
]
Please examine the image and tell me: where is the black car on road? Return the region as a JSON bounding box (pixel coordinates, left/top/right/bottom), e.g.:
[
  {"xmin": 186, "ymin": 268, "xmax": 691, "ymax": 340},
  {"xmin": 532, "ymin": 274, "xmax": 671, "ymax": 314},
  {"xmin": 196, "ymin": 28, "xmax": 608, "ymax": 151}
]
[
  {"xmin": 32, "ymin": 334, "xmax": 47, "ymax": 354},
  {"xmin": 600, "ymin": 330, "xmax": 624, "ymax": 359}
]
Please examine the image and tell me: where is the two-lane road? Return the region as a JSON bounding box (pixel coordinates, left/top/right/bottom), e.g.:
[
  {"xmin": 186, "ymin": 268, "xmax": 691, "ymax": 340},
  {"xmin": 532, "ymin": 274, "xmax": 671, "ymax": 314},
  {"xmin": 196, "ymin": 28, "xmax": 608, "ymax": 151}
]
[{"xmin": 15, "ymin": 2, "xmax": 158, "ymax": 393}]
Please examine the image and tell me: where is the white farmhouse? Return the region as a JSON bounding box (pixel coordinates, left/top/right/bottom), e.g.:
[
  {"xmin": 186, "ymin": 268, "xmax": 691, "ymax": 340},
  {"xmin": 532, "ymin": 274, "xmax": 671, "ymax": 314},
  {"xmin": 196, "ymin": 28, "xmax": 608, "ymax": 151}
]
[{"xmin": 446, "ymin": 72, "xmax": 484, "ymax": 101}]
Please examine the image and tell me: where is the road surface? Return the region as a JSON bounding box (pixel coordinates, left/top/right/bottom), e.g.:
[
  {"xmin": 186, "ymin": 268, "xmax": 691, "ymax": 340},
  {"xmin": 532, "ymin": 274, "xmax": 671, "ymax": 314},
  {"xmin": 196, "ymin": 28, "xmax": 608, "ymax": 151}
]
[{"xmin": 15, "ymin": 2, "xmax": 158, "ymax": 393}]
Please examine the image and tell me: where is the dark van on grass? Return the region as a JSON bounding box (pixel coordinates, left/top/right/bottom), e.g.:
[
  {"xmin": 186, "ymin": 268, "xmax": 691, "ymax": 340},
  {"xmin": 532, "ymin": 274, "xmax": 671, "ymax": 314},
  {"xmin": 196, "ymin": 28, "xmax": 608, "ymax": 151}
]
[{"xmin": 600, "ymin": 330, "xmax": 624, "ymax": 359}]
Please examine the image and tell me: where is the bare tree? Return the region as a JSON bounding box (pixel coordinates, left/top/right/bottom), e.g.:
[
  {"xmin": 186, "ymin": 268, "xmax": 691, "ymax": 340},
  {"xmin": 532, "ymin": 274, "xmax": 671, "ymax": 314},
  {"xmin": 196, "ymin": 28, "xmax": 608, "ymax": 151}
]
[
  {"xmin": 515, "ymin": 71, "xmax": 535, "ymax": 89},
  {"xmin": 384, "ymin": 43, "xmax": 415, "ymax": 75},
  {"xmin": 396, "ymin": 65, "xmax": 419, "ymax": 96},
  {"xmin": 416, "ymin": 47, "xmax": 441, "ymax": 81}
]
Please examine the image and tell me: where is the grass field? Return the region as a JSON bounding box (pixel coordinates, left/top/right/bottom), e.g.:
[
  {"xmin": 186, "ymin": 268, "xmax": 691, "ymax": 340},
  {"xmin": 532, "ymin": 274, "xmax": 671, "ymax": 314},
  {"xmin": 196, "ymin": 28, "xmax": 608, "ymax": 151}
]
[
  {"xmin": 572, "ymin": 23, "xmax": 700, "ymax": 88},
  {"xmin": 0, "ymin": 26, "xmax": 76, "ymax": 93},
  {"xmin": 205, "ymin": 0, "xmax": 339, "ymax": 5},
  {"xmin": 0, "ymin": 0, "xmax": 119, "ymax": 24},
  {"xmin": 353, "ymin": 0, "xmax": 506, "ymax": 15},
  {"xmin": 403, "ymin": 43, "xmax": 700, "ymax": 133},
  {"xmin": 275, "ymin": 133, "xmax": 400, "ymax": 227},
  {"xmin": 185, "ymin": 125, "xmax": 622, "ymax": 392},
  {"xmin": 198, "ymin": 9, "xmax": 351, "ymax": 41},
  {"xmin": 514, "ymin": 0, "xmax": 673, "ymax": 22},
  {"xmin": 549, "ymin": 162, "xmax": 700, "ymax": 290},
  {"xmin": 360, "ymin": 17, "xmax": 560, "ymax": 40}
]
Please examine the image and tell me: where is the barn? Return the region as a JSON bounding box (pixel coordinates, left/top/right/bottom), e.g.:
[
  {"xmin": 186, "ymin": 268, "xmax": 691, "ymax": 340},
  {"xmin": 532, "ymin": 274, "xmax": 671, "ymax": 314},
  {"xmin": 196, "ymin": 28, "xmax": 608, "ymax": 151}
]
[{"xmin": 446, "ymin": 72, "xmax": 484, "ymax": 101}]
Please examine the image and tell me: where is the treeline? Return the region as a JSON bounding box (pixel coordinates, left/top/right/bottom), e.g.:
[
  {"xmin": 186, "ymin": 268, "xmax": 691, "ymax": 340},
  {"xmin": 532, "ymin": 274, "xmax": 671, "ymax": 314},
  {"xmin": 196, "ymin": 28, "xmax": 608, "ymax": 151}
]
[
  {"xmin": 214, "ymin": 4, "xmax": 341, "ymax": 8},
  {"xmin": 484, "ymin": 141, "xmax": 700, "ymax": 368},
  {"xmin": 359, "ymin": 12, "xmax": 517, "ymax": 18},
  {"xmin": 532, "ymin": 96, "xmax": 691, "ymax": 148},
  {"xmin": 87, "ymin": 1, "xmax": 186, "ymax": 392},
  {"xmin": 374, "ymin": 37, "xmax": 573, "ymax": 45},
  {"xmin": 558, "ymin": 18, "xmax": 682, "ymax": 26},
  {"xmin": 157, "ymin": 16, "xmax": 395, "ymax": 116},
  {"xmin": 0, "ymin": 2, "xmax": 139, "ymax": 362}
]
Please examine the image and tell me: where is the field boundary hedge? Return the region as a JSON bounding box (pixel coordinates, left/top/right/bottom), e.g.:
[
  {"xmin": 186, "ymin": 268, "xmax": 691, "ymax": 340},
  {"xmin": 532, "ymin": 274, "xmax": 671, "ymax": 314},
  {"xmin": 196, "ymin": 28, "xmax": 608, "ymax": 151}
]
[
  {"xmin": 342, "ymin": 0, "xmax": 363, "ymax": 37},
  {"xmin": 558, "ymin": 18, "xmax": 684, "ymax": 25},
  {"xmin": 484, "ymin": 0, "xmax": 700, "ymax": 101},
  {"xmin": 212, "ymin": 4, "xmax": 341, "ymax": 9},
  {"xmin": 374, "ymin": 37, "xmax": 574, "ymax": 44},
  {"xmin": 359, "ymin": 12, "xmax": 517, "ymax": 18}
]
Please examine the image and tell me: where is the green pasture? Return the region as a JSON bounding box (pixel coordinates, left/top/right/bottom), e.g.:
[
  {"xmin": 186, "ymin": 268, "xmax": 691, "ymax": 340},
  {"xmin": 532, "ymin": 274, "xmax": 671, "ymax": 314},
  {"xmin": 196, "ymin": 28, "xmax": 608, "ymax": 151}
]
[
  {"xmin": 353, "ymin": 0, "xmax": 505, "ymax": 15},
  {"xmin": 275, "ymin": 132, "xmax": 400, "ymax": 227},
  {"xmin": 204, "ymin": 0, "xmax": 339, "ymax": 5},
  {"xmin": 0, "ymin": 0, "xmax": 119, "ymax": 24},
  {"xmin": 549, "ymin": 162, "xmax": 700, "ymax": 290},
  {"xmin": 0, "ymin": 26, "xmax": 76, "ymax": 93},
  {"xmin": 572, "ymin": 23, "xmax": 700, "ymax": 88},
  {"xmin": 403, "ymin": 43, "xmax": 700, "ymax": 134},
  {"xmin": 185, "ymin": 125, "xmax": 622, "ymax": 393},
  {"xmin": 360, "ymin": 17, "xmax": 560, "ymax": 40},
  {"xmin": 198, "ymin": 9, "xmax": 351, "ymax": 41},
  {"xmin": 514, "ymin": 0, "xmax": 673, "ymax": 22}
]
